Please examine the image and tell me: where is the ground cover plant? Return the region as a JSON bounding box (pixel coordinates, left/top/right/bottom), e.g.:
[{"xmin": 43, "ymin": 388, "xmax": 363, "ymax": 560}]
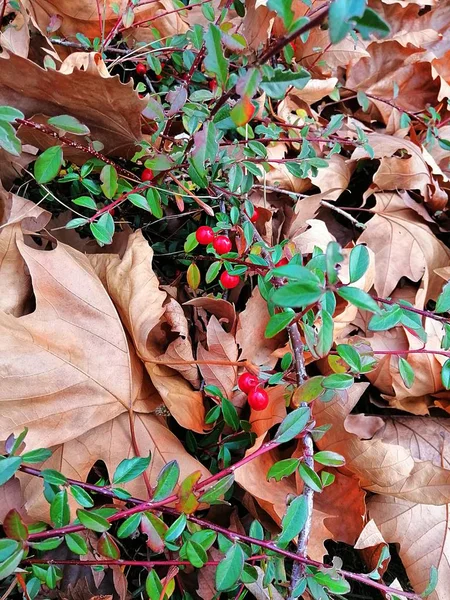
[{"xmin": 1, "ymin": 0, "xmax": 450, "ymax": 599}]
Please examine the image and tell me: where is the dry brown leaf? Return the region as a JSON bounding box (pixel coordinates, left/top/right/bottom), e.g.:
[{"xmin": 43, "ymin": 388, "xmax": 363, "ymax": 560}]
[
  {"xmin": 249, "ymin": 385, "xmax": 287, "ymax": 437},
  {"xmin": 90, "ymin": 231, "xmax": 206, "ymax": 433},
  {"xmin": 292, "ymin": 219, "xmax": 336, "ymax": 254},
  {"xmin": 0, "ymin": 478, "xmax": 27, "ymax": 523},
  {"xmin": 0, "ymin": 50, "xmax": 144, "ymax": 157},
  {"xmin": 346, "ymin": 41, "xmax": 439, "ymax": 123},
  {"xmin": 0, "ymin": 184, "xmax": 51, "ymax": 316},
  {"xmin": 315, "ymin": 384, "xmax": 450, "ymax": 504},
  {"xmin": 309, "ymin": 154, "xmax": 354, "ymax": 201},
  {"xmin": 197, "ymin": 315, "xmax": 238, "ymax": 399},
  {"xmin": 236, "ymin": 288, "xmax": 284, "ymax": 367},
  {"xmin": 358, "ymin": 192, "xmax": 450, "ymax": 305},
  {"xmin": 286, "ymin": 78, "xmax": 338, "ymax": 105},
  {"xmin": 244, "ymin": 566, "xmax": 284, "ymax": 600},
  {"xmin": 354, "ymin": 520, "xmax": 390, "ymax": 579}
]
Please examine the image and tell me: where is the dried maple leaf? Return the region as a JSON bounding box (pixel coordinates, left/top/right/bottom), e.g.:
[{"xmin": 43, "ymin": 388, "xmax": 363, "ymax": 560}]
[
  {"xmin": 0, "ymin": 50, "xmax": 144, "ymax": 157},
  {"xmin": 198, "ymin": 315, "xmax": 238, "ymax": 399},
  {"xmin": 358, "ymin": 192, "xmax": 450, "ymax": 305},
  {"xmin": 90, "ymin": 231, "xmax": 207, "ymax": 433}
]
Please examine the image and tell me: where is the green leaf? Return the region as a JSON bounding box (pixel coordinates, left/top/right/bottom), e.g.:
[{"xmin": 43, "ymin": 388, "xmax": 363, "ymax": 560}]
[
  {"xmin": 117, "ymin": 513, "xmax": 142, "ymax": 539},
  {"xmin": 77, "ymin": 509, "xmax": 111, "ymax": 532},
  {"xmin": 274, "ymin": 406, "xmax": 310, "ymax": 444},
  {"xmin": 0, "ymin": 540, "xmax": 20, "ymax": 562},
  {"xmin": 186, "ymin": 540, "xmax": 208, "ymax": 567},
  {"xmin": 0, "ymin": 120, "xmax": 22, "ymax": 156},
  {"xmin": 0, "ymin": 106, "xmax": 24, "ymax": 123},
  {"xmin": 98, "ymin": 532, "xmax": 120, "ymax": 559},
  {"xmin": 187, "ymin": 262, "xmax": 201, "ymax": 290},
  {"xmin": 145, "ymin": 154, "xmax": 173, "ymax": 171},
  {"xmin": 442, "ymin": 359, "xmax": 450, "ymax": 390},
  {"xmin": 294, "ymin": 376, "xmax": 325, "ymax": 404},
  {"xmin": 272, "ymin": 264, "xmax": 320, "ymax": 283},
  {"xmin": 50, "ymin": 490, "xmax": 70, "ymax": 528},
  {"xmin": 267, "ymin": 0, "xmax": 294, "ymax": 28},
  {"xmin": 349, "ymin": 245, "xmax": 370, "ymax": 283},
  {"xmin": 128, "ymin": 193, "xmax": 150, "ymax": 212},
  {"xmin": 216, "ymin": 544, "xmax": 245, "ymax": 591},
  {"xmin": 90, "ymin": 212, "xmax": 114, "ymax": 245},
  {"xmin": 165, "ymin": 513, "xmax": 187, "ymax": 542},
  {"xmin": 436, "ymin": 282, "xmax": 450, "ymax": 314},
  {"xmin": 314, "ymin": 571, "xmax": 351, "ymax": 594},
  {"xmin": 265, "ymin": 309, "xmax": 295, "ymax": 338},
  {"xmin": 34, "ymin": 146, "xmax": 63, "ymax": 183},
  {"xmin": 315, "ymin": 309, "xmax": 334, "ymax": 358},
  {"xmin": 48, "ymin": 115, "xmax": 90, "ymax": 135},
  {"xmin": 261, "ymin": 68, "xmax": 310, "ymax": 98},
  {"xmin": 298, "ymin": 462, "xmax": 323, "ymax": 492},
  {"xmin": 199, "ymin": 474, "xmax": 234, "ymax": 504},
  {"xmin": 267, "ymin": 458, "xmax": 300, "ymax": 482},
  {"xmin": 29, "ymin": 537, "xmax": 63, "ymax": 551},
  {"xmin": 328, "ymin": 0, "xmax": 365, "ymax": 43},
  {"xmin": 357, "ymin": 90, "xmax": 369, "ymax": 112},
  {"xmin": 65, "ymin": 217, "xmax": 89, "ymax": 229},
  {"xmin": 113, "ymin": 455, "xmax": 151, "ymax": 485},
  {"xmin": 65, "ymin": 533, "xmax": 88, "ymax": 555},
  {"xmin": 398, "ymin": 357, "xmax": 415, "ymax": 389},
  {"xmin": 146, "ymin": 188, "xmax": 163, "ymax": 218},
  {"xmin": 206, "ymin": 260, "xmax": 221, "ymax": 283},
  {"xmin": 184, "ymin": 231, "xmax": 199, "ymax": 253},
  {"xmin": 354, "ymin": 7, "xmax": 390, "ymax": 39},
  {"xmin": 100, "ymin": 165, "xmax": 118, "ymax": 199},
  {"xmin": 337, "ymin": 286, "xmax": 381, "ymax": 314},
  {"xmin": 153, "ymin": 461, "xmax": 180, "ymax": 501},
  {"xmin": 0, "ymin": 547, "xmax": 24, "ymax": 581},
  {"xmin": 204, "ymin": 24, "xmax": 228, "ymax": 87},
  {"xmin": 314, "ymin": 451, "xmax": 345, "ymax": 467},
  {"xmin": 3, "ymin": 509, "xmax": 28, "ymax": 541},
  {"xmin": 322, "ymin": 373, "xmax": 354, "ymax": 390},
  {"xmin": 191, "ymin": 121, "xmax": 219, "ymax": 177},
  {"xmin": 421, "ymin": 565, "xmax": 438, "ymax": 598},
  {"xmin": 368, "ymin": 306, "xmax": 403, "ymax": 331},
  {"xmin": 336, "ymin": 344, "xmax": 362, "ymax": 372},
  {"xmin": 21, "ymin": 448, "xmax": 52, "ymax": 464},
  {"xmin": 70, "ymin": 485, "xmax": 94, "ymax": 508},
  {"xmin": 222, "ymin": 397, "xmax": 240, "ymax": 431},
  {"xmin": 272, "ymin": 282, "xmax": 323, "ymax": 308},
  {"xmin": 277, "ymin": 495, "xmax": 308, "ymax": 546},
  {"xmin": 0, "ymin": 456, "xmax": 22, "ymax": 486},
  {"xmin": 41, "ymin": 469, "xmax": 67, "ymax": 485},
  {"xmin": 146, "ymin": 569, "xmax": 163, "ymax": 600}
]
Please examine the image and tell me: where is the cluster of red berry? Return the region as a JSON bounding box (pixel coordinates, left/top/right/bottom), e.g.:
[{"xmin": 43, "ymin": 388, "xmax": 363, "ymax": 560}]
[
  {"xmin": 237, "ymin": 372, "xmax": 269, "ymax": 411},
  {"xmin": 195, "ymin": 225, "xmax": 239, "ymax": 289}
]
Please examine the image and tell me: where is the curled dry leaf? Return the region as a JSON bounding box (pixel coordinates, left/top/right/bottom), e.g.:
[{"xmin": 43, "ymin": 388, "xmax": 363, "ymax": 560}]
[
  {"xmin": 315, "ymin": 384, "xmax": 450, "ymax": 505},
  {"xmin": 89, "ymin": 231, "xmax": 207, "ymax": 433},
  {"xmin": 197, "ymin": 315, "xmax": 238, "ymax": 399},
  {"xmin": 0, "ymin": 50, "xmax": 144, "ymax": 157},
  {"xmin": 0, "ymin": 183, "xmax": 51, "ymax": 316},
  {"xmin": 358, "ymin": 192, "xmax": 450, "ymax": 305}
]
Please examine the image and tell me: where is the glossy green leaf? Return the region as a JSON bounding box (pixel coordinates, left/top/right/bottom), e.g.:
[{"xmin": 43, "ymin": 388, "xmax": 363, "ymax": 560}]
[
  {"xmin": 50, "ymin": 490, "xmax": 70, "ymax": 528},
  {"xmin": 128, "ymin": 192, "xmax": 150, "ymax": 212},
  {"xmin": 113, "ymin": 455, "xmax": 151, "ymax": 485},
  {"xmin": 3, "ymin": 509, "xmax": 28, "ymax": 541},
  {"xmin": 0, "ymin": 548, "xmax": 24, "ymax": 581},
  {"xmin": 41, "ymin": 469, "xmax": 67, "ymax": 485},
  {"xmin": 0, "ymin": 120, "xmax": 22, "ymax": 156},
  {"xmin": 165, "ymin": 513, "xmax": 187, "ymax": 542},
  {"xmin": 267, "ymin": 458, "xmax": 300, "ymax": 482},
  {"xmin": 146, "ymin": 188, "xmax": 163, "ymax": 218},
  {"xmin": 146, "ymin": 569, "xmax": 163, "ymax": 600},
  {"xmin": 100, "ymin": 165, "xmax": 118, "ymax": 199},
  {"xmin": 0, "ymin": 106, "xmax": 24, "ymax": 122},
  {"xmin": 298, "ymin": 462, "xmax": 323, "ymax": 492},
  {"xmin": 314, "ymin": 451, "xmax": 345, "ymax": 467},
  {"xmin": 90, "ymin": 212, "xmax": 114, "ymax": 245},
  {"xmin": 77, "ymin": 509, "xmax": 111, "ymax": 532},
  {"xmin": 349, "ymin": 245, "xmax": 370, "ymax": 283},
  {"xmin": 336, "ymin": 344, "xmax": 362, "ymax": 372},
  {"xmin": 70, "ymin": 485, "xmax": 94, "ymax": 508},
  {"xmin": 29, "ymin": 537, "xmax": 63, "ymax": 551},
  {"xmin": 21, "ymin": 448, "xmax": 52, "ymax": 464},
  {"xmin": 98, "ymin": 532, "xmax": 120, "ymax": 559},
  {"xmin": 186, "ymin": 540, "xmax": 208, "ymax": 567},
  {"xmin": 274, "ymin": 406, "xmax": 310, "ymax": 444},
  {"xmin": 199, "ymin": 474, "xmax": 234, "ymax": 504},
  {"xmin": 278, "ymin": 495, "xmax": 308, "ymax": 546},
  {"xmin": 337, "ymin": 286, "xmax": 381, "ymax": 314},
  {"xmin": 436, "ymin": 282, "xmax": 450, "ymax": 314},
  {"xmin": 398, "ymin": 357, "xmax": 415, "ymax": 389},
  {"xmin": 153, "ymin": 460, "xmax": 180, "ymax": 501},
  {"xmin": 442, "ymin": 359, "xmax": 450, "ymax": 390},
  {"xmin": 204, "ymin": 24, "xmax": 228, "ymax": 87},
  {"xmin": 0, "ymin": 456, "xmax": 22, "ymax": 486},
  {"xmin": 34, "ymin": 145, "xmax": 63, "ymax": 183},
  {"xmin": 222, "ymin": 397, "xmax": 240, "ymax": 431},
  {"xmin": 272, "ymin": 282, "xmax": 323, "ymax": 308},
  {"xmin": 265, "ymin": 309, "xmax": 295, "ymax": 338},
  {"xmin": 368, "ymin": 306, "xmax": 403, "ymax": 331},
  {"xmin": 65, "ymin": 533, "xmax": 88, "ymax": 555},
  {"xmin": 48, "ymin": 115, "xmax": 90, "ymax": 135},
  {"xmin": 421, "ymin": 565, "xmax": 438, "ymax": 598},
  {"xmin": 267, "ymin": 0, "xmax": 294, "ymax": 28},
  {"xmin": 0, "ymin": 540, "xmax": 20, "ymax": 562},
  {"xmin": 322, "ymin": 373, "xmax": 354, "ymax": 390},
  {"xmin": 216, "ymin": 544, "xmax": 245, "ymax": 591},
  {"xmin": 117, "ymin": 513, "xmax": 142, "ymax": 539}
]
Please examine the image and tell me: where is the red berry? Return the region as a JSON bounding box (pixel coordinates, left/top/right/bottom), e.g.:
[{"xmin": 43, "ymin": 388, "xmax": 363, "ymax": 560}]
[
  {"xmin": 248, "ymin": 387, "xmax": 269, "ymax": 411},
  {"xmin": 213, "ymin": 235, "xmax": 232, "ymax": 255},
  {"xmin": 196, "ymin": 226, "xmax": 215, "ymax": 245},
  {"xmin": 248, "ymin": 207, "xmax": 259, "ymax": 223},
  {"xmin": 209, "ymin": 79, "xmax": 217, "ymax": 92},
  {"xmin": 108, "ymin": 207, "xmax": 116, "ymax": 216},
  {"xmin": 220, "ymin": 271, "xmax": 240, "ymax": 289},
  {"xmin": 136, "ymin": 63, "xmax": 147, "ymax": 75},
  {"xmin": 238, "ymin": 372, "xmax": 259, "ymax": 394},
  {"xmin": 141, "ymin": 168, "xmax": 154, "ymax": 182},
  {"xmin": 275, "ymin": 257, "xmax": 289, "ymax": 267}
]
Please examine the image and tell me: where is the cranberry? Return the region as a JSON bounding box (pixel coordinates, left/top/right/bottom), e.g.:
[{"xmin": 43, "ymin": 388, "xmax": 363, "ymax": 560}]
[
  {"xmin": 238, "ymin": 372, "xmax": 259, "ymax": 394},
  {"xmin": 248, "ymin": 387, "xmax": 269, "ymax": 411},
  {"xmin": 213, "ymin": 235, "xmax": 232, "ymax": 255},
  {"xmin": 220, "ymin": 271, "xmax": 240, "ymax": 289},
  {"xmin": 196, "ymin": 226, "xmax": 215, "ymax": 245}
]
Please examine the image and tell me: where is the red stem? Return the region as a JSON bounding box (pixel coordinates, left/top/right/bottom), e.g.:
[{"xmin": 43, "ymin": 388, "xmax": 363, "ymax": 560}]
[{"xmin": 373, "ymin": 296, "xmax": 450, "ymax": 324}]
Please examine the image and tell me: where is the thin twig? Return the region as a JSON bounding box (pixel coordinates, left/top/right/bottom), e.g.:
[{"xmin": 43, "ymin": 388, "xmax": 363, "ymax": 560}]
[{"xmin": 320, "ymin": 200, "xmax": 367, "ymax": 230}]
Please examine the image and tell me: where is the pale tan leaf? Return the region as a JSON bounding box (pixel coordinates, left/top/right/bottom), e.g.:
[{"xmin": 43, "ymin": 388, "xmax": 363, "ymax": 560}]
[
  {"xmin": 198, "ymin": 315, "xmax": 238, "ymax": 399},
  {"xmin": 244, "ymin": 566, "xmax": 284, "ymax": 600},
  {"xmin": 249, "ymin": 385, "xmax": 287, "ymax": 437},
  {"xmin": 358, "ymin": 192, "xmax": 450, "ymax": 305},
  {"xmin": 0, "ymin": 50, "xmax": 144, "ymax": 157}
]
